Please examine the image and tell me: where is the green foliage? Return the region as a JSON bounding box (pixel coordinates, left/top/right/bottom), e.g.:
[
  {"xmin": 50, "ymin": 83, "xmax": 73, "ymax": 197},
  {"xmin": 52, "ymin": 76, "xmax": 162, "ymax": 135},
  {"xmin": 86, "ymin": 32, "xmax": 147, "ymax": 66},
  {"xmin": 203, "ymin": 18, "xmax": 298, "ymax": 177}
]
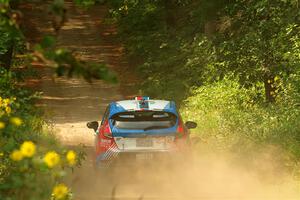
[
  {"xmin": 109, "ymin": 0, "xmax": 300, "ymax": 100},
  {"xmin": 109, "ymin": 0, "xmax": 300, "ymax": 176},
  {"xmin": 216, "ymin": 0, "xmax": 300, "ymax": 86},
  {"xmin": 33, "ymin": 36, "xmax": 117, "ymax": 83},
  {"xmin": 0, "ymin": 1, "xmax": 113, "ymax": 199},
  {"xmin": 0, "ymin": 69, "xmax": 82, "ymax": 200},
  {"xmin": 0, "ymin": 0, "xmax": 24, "ymax": 69},
  {"xmin": 0, "ymin": 1, "xmax": 112, "ymax": 196},
  {"xmin": 1, "ymin": 0, "xmax": 117, "ymax": 83},
  {"xmin": 181, "ymin": 78, "xmax": 300, "ymax": 171}
]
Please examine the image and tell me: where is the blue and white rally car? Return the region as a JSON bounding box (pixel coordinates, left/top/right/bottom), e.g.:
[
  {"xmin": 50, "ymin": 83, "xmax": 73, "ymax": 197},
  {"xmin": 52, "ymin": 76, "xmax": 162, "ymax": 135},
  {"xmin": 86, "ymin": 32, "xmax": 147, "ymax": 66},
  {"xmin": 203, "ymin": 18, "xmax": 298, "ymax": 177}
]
[{"xmin": 87, "ymin": 96, "xmax": 197, "ymax": 166}]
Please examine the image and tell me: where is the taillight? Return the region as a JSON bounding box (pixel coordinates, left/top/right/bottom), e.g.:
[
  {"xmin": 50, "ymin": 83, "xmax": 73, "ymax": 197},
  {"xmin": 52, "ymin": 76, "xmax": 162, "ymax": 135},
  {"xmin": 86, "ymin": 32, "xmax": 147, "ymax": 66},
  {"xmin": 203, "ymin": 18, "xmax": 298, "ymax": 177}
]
[
  {"xmin": 103, "ymin": 120, "xmax": 112, "ymax": 139},
  {"xmin": 176, "ymin": 119, "xmax": 185, "ymax": 138}
]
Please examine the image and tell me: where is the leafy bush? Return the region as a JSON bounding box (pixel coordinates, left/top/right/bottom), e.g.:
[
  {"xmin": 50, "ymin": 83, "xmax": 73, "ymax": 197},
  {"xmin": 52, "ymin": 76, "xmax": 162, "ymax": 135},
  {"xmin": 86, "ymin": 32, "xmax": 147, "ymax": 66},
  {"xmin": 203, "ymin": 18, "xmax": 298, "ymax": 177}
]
[
  {"xmin": 181, "ymin": 78, "xmax": 300, "ymax": 169},
  {"xmin": 0, "ymin": 70, "xmax": 82, "ymax": 200}
]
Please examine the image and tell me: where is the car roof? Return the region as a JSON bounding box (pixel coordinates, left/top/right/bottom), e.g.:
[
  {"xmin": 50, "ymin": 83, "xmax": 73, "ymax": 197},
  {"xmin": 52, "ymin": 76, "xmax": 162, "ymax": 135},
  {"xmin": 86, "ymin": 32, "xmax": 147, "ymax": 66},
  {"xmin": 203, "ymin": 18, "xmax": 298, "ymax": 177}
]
[{"xmin": 109, "ymin": 99, "xmax": 178, "ymax": 118}]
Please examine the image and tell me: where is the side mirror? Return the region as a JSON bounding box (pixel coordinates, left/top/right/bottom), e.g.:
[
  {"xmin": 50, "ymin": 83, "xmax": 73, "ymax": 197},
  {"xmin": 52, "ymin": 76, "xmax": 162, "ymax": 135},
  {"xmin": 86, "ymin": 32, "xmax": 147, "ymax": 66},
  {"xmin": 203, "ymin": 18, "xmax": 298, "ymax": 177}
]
[
  {"xmin": 185, "ymin": 121, "xmax": 197, "ymax": 129},
  {"xmin": 87, "ymin": 121, "xmax": 99, "ymax": 132}
]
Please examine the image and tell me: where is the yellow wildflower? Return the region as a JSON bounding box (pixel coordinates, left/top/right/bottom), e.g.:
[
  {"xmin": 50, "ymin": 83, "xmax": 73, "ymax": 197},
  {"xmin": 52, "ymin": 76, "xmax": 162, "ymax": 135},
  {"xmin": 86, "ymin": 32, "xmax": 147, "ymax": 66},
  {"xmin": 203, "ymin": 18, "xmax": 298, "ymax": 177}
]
[
  {"xmin": 5, "ymin": 107, "xmax": 11, "ymax": 114},
  {"xmin": 66, "ymin": 150, "xmax": 77, "ymax": 166},
  {"xmin": 0, "ymin": 122, "xmax": 5, "ymax": 129},
  {"xmin": 3, "ymin": 98, "xmax": 10, "ymax": 106},
  {"xmin": 52, "ymin": 183, "xmax": 68, "ymax": 200},
  {"xmin": 10, "ymin": 150, "xmax": 23, "ymax": 161},
  {"xmin": 44, "ymin": 151, "xmax": 60, "ymax": 168},
  {"xmin": 10, "ymin": 117, "xmax": 22, "ymax": 126},
  {"xmin": 0, "ymin": 152, "xmax": 4, "ymax": 157},
  {"xmin": 20, "ymin": 141, "xmax": 36, "ymax": 158}
]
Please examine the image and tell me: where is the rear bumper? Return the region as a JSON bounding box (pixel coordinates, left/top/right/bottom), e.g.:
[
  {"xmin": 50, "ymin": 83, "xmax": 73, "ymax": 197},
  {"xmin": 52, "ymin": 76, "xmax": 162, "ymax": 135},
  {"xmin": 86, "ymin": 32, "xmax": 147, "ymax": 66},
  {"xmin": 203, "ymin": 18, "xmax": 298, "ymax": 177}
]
[
  {"xmin": 118, "ymin": 148, "xmax": 176, "ymax": 153},
  {"xmin": 118, "ymin": 150, "xmax": 174, "ymax": 159},
  {"xmin": 95, "ymin": 149, "xmax": 177, "ymax": 167}
]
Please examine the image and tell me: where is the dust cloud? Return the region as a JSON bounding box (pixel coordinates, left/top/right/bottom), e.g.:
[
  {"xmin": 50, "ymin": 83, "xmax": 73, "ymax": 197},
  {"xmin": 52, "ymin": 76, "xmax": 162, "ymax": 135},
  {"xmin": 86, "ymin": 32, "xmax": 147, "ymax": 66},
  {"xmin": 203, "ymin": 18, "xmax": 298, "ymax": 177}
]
[{"xmin": 67, "ymin": 146, "xmax": 300, "ymax": 200}]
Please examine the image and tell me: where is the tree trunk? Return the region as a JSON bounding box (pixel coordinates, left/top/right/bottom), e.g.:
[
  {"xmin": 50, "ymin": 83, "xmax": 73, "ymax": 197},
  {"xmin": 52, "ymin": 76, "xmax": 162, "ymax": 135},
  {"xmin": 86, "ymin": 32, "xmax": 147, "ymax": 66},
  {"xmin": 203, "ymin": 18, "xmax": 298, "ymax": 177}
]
[
  {"xmin": 164, "ymin": 0, "xmax": 177, "ymax": 29},
  {"xmin": 0, "ymin": 45, "xmax": 14, "ymax": 71},
  {"xmin": 0, "ymin": 0, "xmax": 18, "ymax": 71},
  {"xmin": 263, "ymin": 74, "xmax": 276, "ymax": 103}
]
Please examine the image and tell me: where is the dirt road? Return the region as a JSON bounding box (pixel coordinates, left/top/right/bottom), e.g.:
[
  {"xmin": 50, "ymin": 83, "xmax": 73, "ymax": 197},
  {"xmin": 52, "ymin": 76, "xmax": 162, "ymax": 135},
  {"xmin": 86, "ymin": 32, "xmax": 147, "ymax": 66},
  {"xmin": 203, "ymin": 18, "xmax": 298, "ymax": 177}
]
[
  {"xmin": 24, "ymin": 1, "xmax": 125, "ymax": 146},
  {"xmin": 23, "ymin": 2, "xmax": 186, "ymax": 199},
  {"xmin": 22, "ymin": 1, "xmax": 132, "ymax": 199},
  {"xmin": 22, "ymin": 1, "xmax": 299, "ymax": 200}
]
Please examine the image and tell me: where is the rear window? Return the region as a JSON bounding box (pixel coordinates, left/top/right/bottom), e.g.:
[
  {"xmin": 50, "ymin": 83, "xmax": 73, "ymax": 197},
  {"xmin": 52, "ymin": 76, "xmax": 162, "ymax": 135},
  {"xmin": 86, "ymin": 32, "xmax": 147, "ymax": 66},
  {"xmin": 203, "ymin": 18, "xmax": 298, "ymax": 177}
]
[{"xmin": 110, "ymin": 111, "xmax": 177, "ymax": 130}]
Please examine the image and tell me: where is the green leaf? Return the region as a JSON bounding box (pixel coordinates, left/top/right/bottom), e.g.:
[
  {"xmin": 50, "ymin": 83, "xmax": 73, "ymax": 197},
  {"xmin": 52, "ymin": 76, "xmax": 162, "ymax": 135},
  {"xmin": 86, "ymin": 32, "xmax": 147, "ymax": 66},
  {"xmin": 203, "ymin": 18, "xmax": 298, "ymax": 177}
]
[{"xmin": 40, "ymin": 36, "xmax": 56, "ymax": 49}]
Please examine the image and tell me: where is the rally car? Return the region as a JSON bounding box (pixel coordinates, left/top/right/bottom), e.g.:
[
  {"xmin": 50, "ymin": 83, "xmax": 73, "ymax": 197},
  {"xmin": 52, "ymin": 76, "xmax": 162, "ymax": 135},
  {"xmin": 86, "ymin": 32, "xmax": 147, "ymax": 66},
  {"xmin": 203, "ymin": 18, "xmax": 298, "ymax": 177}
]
[{"xmin": 87, "ymin": 96, "xmax": 197, "ymax": 167}]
